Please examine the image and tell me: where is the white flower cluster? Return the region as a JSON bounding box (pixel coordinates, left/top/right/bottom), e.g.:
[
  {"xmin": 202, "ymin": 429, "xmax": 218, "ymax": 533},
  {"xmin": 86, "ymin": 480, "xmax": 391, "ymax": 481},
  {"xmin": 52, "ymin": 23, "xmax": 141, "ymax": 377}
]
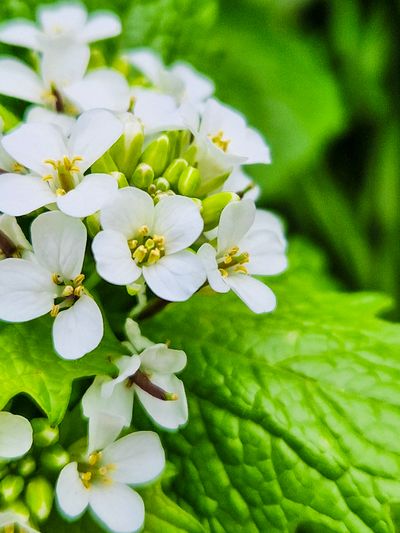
[{"xmin": 0, "ymin": 2, "xmax": 288, "ymax": 532}]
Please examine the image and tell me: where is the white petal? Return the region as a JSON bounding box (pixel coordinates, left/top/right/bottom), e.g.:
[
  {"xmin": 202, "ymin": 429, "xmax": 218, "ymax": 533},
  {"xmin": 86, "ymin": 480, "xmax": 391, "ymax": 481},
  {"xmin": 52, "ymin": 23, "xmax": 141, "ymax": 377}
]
[
  {"xmin": 0, "ymin": 214, "xmax": 31, "ymax": 251},
  {"xmin": 244, "ymin": 127, "xmax": 271, "ymax": 164},
  {"xmin": 223, "ymin": 167, "xmax": 260, "ymax": 201},
  {"xmin": 136, "ymin": 374, "xmax": 188, "ymax": 430},
  {"xmin": 52, "ymin": 295, "xmax": 103, "ymax": 359},
  {"xmin": 68, "ymin": 109, "xmax": 122, "ymax": 172},
  {"xmin": 217, "ymin": 200, "xmax": 256, "ymax": 254},
  {"xmin": 39, "ymin": 4, "xmax": 87, "ymax": 35},
  {"xmin": 80, "ymin": 13, "xmax": 121, "ymax": 43},
  {"xmin": 0, "ymin": 259, "xmax": 55, "ymax": 322},
  {"xmin": 143, "ymin": 251, "xmax": 205, "ymax": 302},
  {"xmin": 0, "ymin": 21, "xmax": 40, "ymax": 49},
  {"xmin": 64, "ymin": 68, "xmax": 130, "ymax": 113},
  {"xmin": 31, "ymin": 211, "xmax": 86, "ymax": 279},
  {"xmin": 140, "ymin": 344, "xmax": 186, "ymax": 374},
  {"xmin": 56, "ymin": 462, "xmax": 89, "ymax": 518},
  {"xmin": 88, "ymin": 412, "xmax": 125, "ymax": 454},
  {"xmin": 127, "ymin": 49, "xmax": 164, "ymax": 85},
  {"xmin": 92, "ymin": 230, "xmax": 142, "ymax": 285},
  {"xmin": 171, "ymin": 62, "xmax": 214, "ymax": 103},
  {"xmin": 153, "ymin": 196, "xmax": 203, "ymax": 254},
  {"xmin": 89, "ymin": 483, "xmax": 144, "ymax": 533},
  {"xmin": 0, "ymin": 58, "xmax": 43, "ymax": 104},
  {"xmin": 57, "ymin": 173, "xmax": 118, "ymax": 218},
  {"xmin": 83, "ymin": 376, "xmax": 133, "ymax": 429},
  {"xmin": 0, "ymin": 173, "xmax": 55, "ymax": 216},
  {"xmin": 0, "ymin": 412, "xmax": 32, "ymax": 459},
  {"xmin": 25, "ymin": 106, "xmax": 76, "ymax": 137},
  {"xmin": 200, "ymin": 99, "xmax": 246, "ymax": 142},
  {"xmin": 99, "ymin": 187, "xmax": 154, "ymax": 237},
  {"xmin": 226, "ymin": 274, "xmax": 276, "ymax": 314},
  {"xmin": 103, "ymin": 355, "xmax": 141, "ymax": 391},
  {"xmin": 41, "ymin": 40, "xmax": 89, "ymax": 88},
  {"xmin": 2, "ymin": 122, "xmax": 66, "ymax": 176},
  {"xmin": 133, "ymin": 89, "xmax": 184, "ymax": 134},
  {"xmin": 197, "ymin": 243, "xmax": 229, "ymax": 293},
  {"xmin": 239, "ymin": 229, "xmax": 287, "ymax": 276},
  {"xmin": 103, "ymin": 431, "xmax": 165, "ymax": 485}
]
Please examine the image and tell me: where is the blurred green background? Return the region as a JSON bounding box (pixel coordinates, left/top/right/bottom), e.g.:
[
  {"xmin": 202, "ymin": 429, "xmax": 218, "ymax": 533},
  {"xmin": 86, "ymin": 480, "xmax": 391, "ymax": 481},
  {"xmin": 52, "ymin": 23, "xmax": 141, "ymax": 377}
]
[{"xmin": 1, "ymin": 0, "xmax": 398, "ymax": 312}]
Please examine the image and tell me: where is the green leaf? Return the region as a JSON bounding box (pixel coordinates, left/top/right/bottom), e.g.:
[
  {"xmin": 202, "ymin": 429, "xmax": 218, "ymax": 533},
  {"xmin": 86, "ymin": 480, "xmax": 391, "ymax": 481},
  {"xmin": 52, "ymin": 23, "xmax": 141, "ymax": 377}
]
[
  {"xmin": 0, "ymin": 317, "xmax": 123, "ymax": 425},
  {"xmin": 140, "ymin": 240, "xmax": 400, "ymax": 532}
]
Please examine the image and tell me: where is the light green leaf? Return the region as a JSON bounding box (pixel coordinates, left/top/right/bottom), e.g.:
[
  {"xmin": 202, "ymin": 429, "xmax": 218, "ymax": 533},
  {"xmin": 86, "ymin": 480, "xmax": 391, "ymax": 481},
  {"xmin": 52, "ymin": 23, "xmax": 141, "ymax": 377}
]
[
  {"xmin": 0, "ymin": 317, "xmax": 123, "ymax": 425},
  {"xmin": 141, "ymin": 240, "xmax": 400, "ymax": 532}
]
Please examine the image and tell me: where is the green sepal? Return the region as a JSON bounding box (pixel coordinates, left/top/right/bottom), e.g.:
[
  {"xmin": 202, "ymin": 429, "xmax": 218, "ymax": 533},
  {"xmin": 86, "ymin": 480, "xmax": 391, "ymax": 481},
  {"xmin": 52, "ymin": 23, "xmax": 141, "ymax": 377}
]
[{"xmin": 201, "ymin": 191, "xmax": 239, "ymax": 230}]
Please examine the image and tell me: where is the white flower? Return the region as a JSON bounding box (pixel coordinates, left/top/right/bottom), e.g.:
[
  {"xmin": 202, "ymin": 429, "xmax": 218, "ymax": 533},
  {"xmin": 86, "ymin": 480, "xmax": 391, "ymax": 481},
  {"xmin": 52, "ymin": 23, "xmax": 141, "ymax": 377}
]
[
  {"xmin": 128, "ymin": 48, "xmax": 214, "ymax": 107},
  {"xmin": 0, "ymin": 109, "xmax": 122, "ymax": 217},
  {"xmin": 0, "ymin": 214, "xmax": 31, "ymax": 260},
  {"xmin": 0, "ymin": 412, "xmax": 32, "ymax": 459},
  {"xmin": 222, "ymin": 166, "xmax": 260, "ymax": 201},
  {"xmin": 0, "ymin": 511, "xmax": 40, "ymax": 533},
  {"xmin": 83, "ymin": 325, "xmax": 188, "ymax": 430},
  {"xmin": 56, "ymin": 427, "xmax": 165, "ymax": 533},
  {"xmin": 198, "ymin": 200, "xmax": 287, "ymax": 313},
  {"xmin": 92, "ymin": 187, "xmax": 205, "ymax": 301},
  {"xmin": 0, "ymin": 211, "xmax": 103, "ymax": 359},
  {"xmin": 0, "ymin": 3, "xmax": 121, "ymax": 51},
  {"xmin": 132, "ymin": 88, "xmax": 185, "ymax": 135}
]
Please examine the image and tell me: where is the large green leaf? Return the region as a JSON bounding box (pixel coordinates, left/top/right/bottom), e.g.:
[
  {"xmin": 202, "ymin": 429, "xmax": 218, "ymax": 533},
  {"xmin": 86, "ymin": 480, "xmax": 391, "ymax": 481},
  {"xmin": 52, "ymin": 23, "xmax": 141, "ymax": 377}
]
[
  {"xmin": 0, "ymin": 317, "xmax": 123, "ymax": 425},
  {"xmin": 139, "ymin": 240, "xmax": 400, "ymax": 532}
]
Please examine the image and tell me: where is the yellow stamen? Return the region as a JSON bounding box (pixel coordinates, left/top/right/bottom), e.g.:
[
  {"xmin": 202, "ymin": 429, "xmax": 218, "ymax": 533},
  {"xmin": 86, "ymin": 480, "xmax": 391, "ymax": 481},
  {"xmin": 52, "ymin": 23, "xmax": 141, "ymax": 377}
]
[
  {"xmin": 56, "ymin": 188, "xmax": 66, "ymax": 196},
  {"xmin": 147, "ymin": 248, "xmax": 161, "ymax": 265},
  {"xmin": 209, "ymin": 130, "xmax": 231, "ymax": 152},
  {"xmin": 219, "ymin": 268, "xmax": 228, "ymax": 277},
  {"xmin": 61, "ymin": 285, "xmax": 74, "ymax": 297},
  {"xmin": 50, "ymin": 304, "xmax": 60, "ymax": 317},
  {"xmin": 228, "ymin": 246, "xmax": 239, "ymax": 256},
  {"xmin": 133, "ymin": 245, "xmax": 147, "ymax": 263},
  {"xmin": 73, "ymin": 274, "xmax": 85, "ymax": 286},
  {"xmin": 234, "ymin": 265, "xmax": 248, "ymax": 275},
  {"xmin": 138, "ymin": 225, "xmax": 149, "ymax": 236},
  {"xmin": 88, "ymin": 452, "xmax": 101, "ymax": 466},
  {"xmin": 42, "ymin": 174, "xmax": 53, "ymax": 182},
  {"xmin": 74, "ymin": 285, "xmax": 84, "ymax": 298},
  {"xmin": 128, "ymin": 239, "xmax": 138, "ymax": 250},
  {"xmin": 52, "ymin": 273, "xmax": 62, "ymax": 285},
  {"xmin": 12, "ymin": 162, "xmax": 24, "ymax": 173}
]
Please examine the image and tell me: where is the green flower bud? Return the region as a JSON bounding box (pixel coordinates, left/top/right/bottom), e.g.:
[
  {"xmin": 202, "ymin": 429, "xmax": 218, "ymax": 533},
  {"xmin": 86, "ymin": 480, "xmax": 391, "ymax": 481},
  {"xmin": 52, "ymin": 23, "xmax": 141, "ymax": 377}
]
[
  {"xmin": 31, "ymin": 419, "xmax": 58, "ymax": 448},
  {"xmin": 166, "ymin": 130, "xmax": 180, "ymax": 160},
  {"xmin": 181, "ymin": 144, "xmax": 197, "ymax": 165},
  {"xmin": 40, "ymin": 445, "xmax": 70, "ymax": 473},
  {"xmin": 178, "ymin": 166, "xmax": 201, "ymax": 196},
  {"xmin": 111, "ymin": 171, "xmax": 129, "ymax": 188},
  {"xmin": 0, "ymin": 475, "xmax": 24, "ymax": 503},
  {"xmin": 132, "ymin": 163, "xmax": 154, "ymax": 189},
  {"xmin": 202, "ymin": 192, "xmax": 240, "ymax": 231},
  {"xmin": 140, "ymin": 134, "xmax": 170, "ymax": 177},
  {"xmin": 91, "ymin": 151, "xmax": 118, "ymax": 174},
  {"xmin": 6, "ymin": 500, "xmax": 30, "ymax": 521},
  {"xmin": 153, "ymin": 177, "xmax": 170, "ymax": 192},
  {"xmin": 177, "ymin": 130, "xmax": 193, "ymax": 155},
  {"xmin": 25, "ymin": 476, "xmax": 54, "ymax": 522},
  {"xmin": 197, "ymin": 171, "xmax": 231, "ymax": 197},
  {"xmin": 86, "ymin": 212, "xmax": 101, "ymax": 238},
  {"xmin": 164, "ymin": 158, "xmax": 189, "ymax": 186},
  {"xmin": 112, "ymin": 56, "xmax": 131, "ymax": 78},
  {"xmin": 111, "ymin": 116, "xmax": 144, "ymax": 177},
  {"xmin": 17, "ymin": 456, "xmax": 36, "ymax": 478},
  {"xmin": 88, "ymin": 48, "xmax": 106, "ymax": 69}
]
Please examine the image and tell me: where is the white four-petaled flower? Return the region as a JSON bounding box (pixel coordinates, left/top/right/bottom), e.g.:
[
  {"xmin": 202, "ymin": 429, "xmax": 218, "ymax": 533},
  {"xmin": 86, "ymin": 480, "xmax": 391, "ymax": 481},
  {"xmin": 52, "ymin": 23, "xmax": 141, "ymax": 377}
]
[
  {"xmin": 0, "ymin": 211, "xmax": 103, "ymax": 359},
  {"xmin": 0, "ymin": 109, "xmax": 122, "ymax": 217},
  {"xmin": 92, "ymin": 187, "xmax": 206, "ymax": 301}
]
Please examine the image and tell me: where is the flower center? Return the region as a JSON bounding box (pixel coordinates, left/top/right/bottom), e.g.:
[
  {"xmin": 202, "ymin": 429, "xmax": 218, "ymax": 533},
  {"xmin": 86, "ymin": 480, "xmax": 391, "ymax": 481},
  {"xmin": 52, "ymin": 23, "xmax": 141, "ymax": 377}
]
[
  {"xmin": 50, "ymin": 273, "xmax": 85, "ymax": 317},
  {"xmin": 209, "ymin": 130, "xmax": 231, "ymax": 152},
  {"xmin": 78, "ymin": 451, "xmax": 115, "ymax": 489},
  {"xmin": 217, "ymin": 246, "xmax": 249, "ymax": 277},
  {"xmin": 128, "ymin": 225, "xmax": 165, "ymax": 266},
  {"xmin": 42, "ymin": 155, "xmax": 83, "ymax": 194}
]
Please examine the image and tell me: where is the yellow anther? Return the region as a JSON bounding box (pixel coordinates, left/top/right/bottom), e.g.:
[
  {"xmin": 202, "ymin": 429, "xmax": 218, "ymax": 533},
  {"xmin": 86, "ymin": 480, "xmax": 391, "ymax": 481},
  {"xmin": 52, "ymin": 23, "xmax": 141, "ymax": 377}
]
[
  {"xmin": 81, "ymin": 471, "xmax": 92, "ymax": 481},
  {"xmin": 50, "ymin": 304, "xmax": 60, "ymax": 317},
  {"xmin": 219, "ymin": 268, "xmax": 228, "ymax": 278},
  {"xmin": 209, "ymin": 130, "xmax": 231, "ymax": 152},
  {"xmin": 73, "ymin": 274, "xmax": 85, "ymax": 286},
  {"xmin": 147, "ymin": 248, "xmax": 161, "ymax": 265},
  {"xmin": 44, "ymin": 159, "xmax": 58, "ymax": 168},
  {"xmin": 88, "ymin": 452, "xmax": 101, "ymax": 466},
  {"xmin": 153, "ymin": 235, "xmax": 165, "ymax": 247},
  {"xmin": 61, "ymin": 285, "xmax": 74, "ymax": 297},
  {"xmin": 128, "ymin": 239, "xmax": 138, "ymax": 250},
  {"xmin": 223, "ymin": 255, "xmax": 233, "ymax": 264},
  {"xmin": 12, "ymin": 162, "xmax": 24, "ymax": 173},
  {"xmin": 98, "ymin": 466, "xmax": 108, "ymax": 476},
  {"xmin": 42, "ymin": 174, "xmax": 53, "ymax": 182},
  {"xmin": 234, "ymin": 265, "xmax": 248, "ymax": 275},
  {"xmin": 133, "ymin": 245, "xmax": 147, "ymax": 263},
  {"xmin": 138, "ymin": 225, "xmax": 149, "ymax": 236},
  {"xmin": 145, "ymin": 238, "xmax": 155, "ymax": 250},
  {"xmin": 52, "ymin": 273, "xmax": 63, "ymax": 285},
  {"xmin": 74, "ymin": 285, "xmax": 84, "ymax": 298},
  {"xmin": 56, "ymin": 188, "xmax": 66, "ymax": 196},
  {"xmin": 228, "ymin": 246, "xmax": 239, "ymax": 256}
]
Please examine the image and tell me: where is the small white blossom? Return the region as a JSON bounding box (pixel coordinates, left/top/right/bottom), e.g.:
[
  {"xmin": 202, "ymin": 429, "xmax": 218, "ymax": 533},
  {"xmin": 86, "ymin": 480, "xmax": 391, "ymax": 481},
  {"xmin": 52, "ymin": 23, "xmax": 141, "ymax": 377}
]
[
  {"xmin": 0, "ymin": 3, "xmax": 121, "ymax": 52},
  {"xmin": 0, "ymin": 211, "xmax": 103, "ymax": 359},
  {"xmin": 198, "ymin": 200, "xmax": 287, "ymax": 313},
  {"xmin": 0, "ymin": 412, "xmax": 32, "ymax": 459},
  {"xmin": 92, "ymin": 187, "xmax": 206, "ymax": 301},
  {"xmin": 132, "ymin": 88, "xmax": 185, "ymax": 135},
  {"xmin": 0, "ymin": 214, "xmax": 31, "ymax": 260},
  {"xmin": 56, "ymin": 425, "xmax": 165, "ymax": 533},
  {"xmin": 0, "ymin": 109, "xmax": 122, "ymax": 217}
]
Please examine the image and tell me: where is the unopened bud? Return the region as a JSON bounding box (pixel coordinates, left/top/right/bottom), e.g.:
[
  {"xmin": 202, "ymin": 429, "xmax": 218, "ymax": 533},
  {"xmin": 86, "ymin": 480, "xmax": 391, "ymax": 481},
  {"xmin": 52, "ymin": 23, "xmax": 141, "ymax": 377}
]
[
  {"xmin": 181, "ymin": 144, "xmax": 197, "ymax": 165},
  {"xmin": 31, "ymin": 419, "xmax": 59, "ymax": 448},
  {"xmin": 166, "ymin": 130, "xmax": 180, "ymax": 160},
  {"xmin": 40, "ymin": 445, "xmax": 70, "ymax": 473},
  {"xmin": 140, "ymin": 134, "xmax": 170, "ymax": 177},
  {"xmin": 164, "ymin": 158, "xmax": 189, "ymax": 186},
  {"xmin": 111, "ymin": 115, "xmax": 144, "ymax": 177},
  {"xmin": 111, "ymin": 171, "xmax": 129, "ymax": 188},
  {"xmin": 6, "ymin": 500, "xmax": 30, "ymax": 521},
  {"xmin": 202, "ymin": 192, "xmax": 239, "ymax": 231},
  {"xmin": 17, "ymin": 456, "xmax": 36, "ymax": 478},
  {"xmin": 153, "ymin": 177, "xmax": 170, "ymax": 192},
  {"xmin": 132, "ymin": 163, "xmax": 154, "ymax": 189},
  {"xmin": 0, "ymin": 475, "xmax": 24, "ymax": 503},
  {"xmin": 86, "ymin": 212, "xmax": 101, "ymax": 238},
  {"xmin": 178, "ymin": 166, "xmax": 201, "ymax": 196},
  {"xmin": 25, "ymin": 476, "xmax": 54, "ymax": 522},
  {"xmin": 88, "ymin": 48, "xmax": 106, "ymax": 69},
  {"xmin": 91, "ymin": 151, "xmax": 118, "ymax": 174}
]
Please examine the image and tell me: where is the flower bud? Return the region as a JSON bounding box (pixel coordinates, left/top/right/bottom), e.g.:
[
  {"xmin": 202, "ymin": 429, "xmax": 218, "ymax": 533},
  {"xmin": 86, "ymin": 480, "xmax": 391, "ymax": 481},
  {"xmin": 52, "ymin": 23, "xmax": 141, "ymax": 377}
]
[
  {"xmin": 132, "ymin": 163, "xmax": 154, "ymax": 189},
  {"xmin": 166, "ymin": 130, "xmax": 180, "ymax": 160},
  {"xmin": 164, "ymin": 158, "xmax": 189, "ymax": 186},
  {"xmin": 178, "ymin": 166, "xmax": 201, "ymax": 196},
  {"xmin": 88, "ymin": 48, "xmax": 106, "ymax": 69},
  {"xmin": 111, "ymin": 115, "xmax": 144, "ymax": 177},
  {"xmin": 6, "ymin": 500, "xmax": 30, "ymax": 521},
  {"xmin": 140, "ymin": 134, "xmax": 170, "ymax": 176},
  {"xmin": 31, "ymin": 419, "xmax": 59, "ymax": 448},
  {"xmin": 25, "ymin": 476, "xmax": 54, "ymax": 522},
  {"xmin": 111, "ymin": 171, "xmax": 129, "ymax": 188},
  {"xmin": 17, "ymin": 456, "xmax": 36, "ymax": 478},
  {"xmin": 40, "ymin": 445, "xmax": 70, "ymax": 473},
  {"xmin": 86, "ymin": 212, "xmax": 101, "ymax": 238},
  {"xmin": 91, "ymin": 151, "xmax": 118, "ymax": 174},
  {"xmin": 153, "ymin": 177, "xmax": 170, "ymax": 192},
  {"xmin": 202, "ymin": 192, "xmax": 239, "ymax": 231},
  {"xmin": 181, "ymin": 144, "xmax": 197, "ymax": 165},
  {"xmin": 0, "ymin": 475, "xmax": 24, "ymax": 503}
]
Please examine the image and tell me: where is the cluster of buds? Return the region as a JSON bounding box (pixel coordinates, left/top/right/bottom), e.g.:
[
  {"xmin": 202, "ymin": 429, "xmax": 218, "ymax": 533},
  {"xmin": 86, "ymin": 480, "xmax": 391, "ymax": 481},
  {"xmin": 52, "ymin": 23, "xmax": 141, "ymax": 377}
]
[{"xmin": 0, "ymin": 2, "xmax": 288, "ymax": 532}]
